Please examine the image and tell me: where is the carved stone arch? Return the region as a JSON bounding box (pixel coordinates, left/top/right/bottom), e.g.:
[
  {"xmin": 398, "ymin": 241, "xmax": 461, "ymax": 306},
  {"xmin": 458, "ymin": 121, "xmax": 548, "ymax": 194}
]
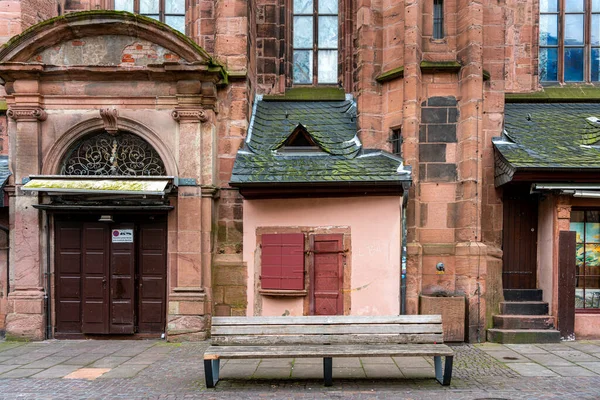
[
  {"xmin": 0, "ymin": 11, "xmax": 214, "ymax": 64},
  {"xmin": 42, "ymin": 116, "xmax": 178, "ymax": 177}
]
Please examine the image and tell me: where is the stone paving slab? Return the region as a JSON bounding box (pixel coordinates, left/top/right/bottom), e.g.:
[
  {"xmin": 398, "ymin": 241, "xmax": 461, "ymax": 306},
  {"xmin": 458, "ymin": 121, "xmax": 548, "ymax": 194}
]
[
  {"xmin": 548, "ymin": 366, "xmax": 598, "ymax": 376},
  {"xmin": 31, "ymin": 365, "xmax": 81, "ymax": 379},
  {"xmin": 525, "ymin": 353, "xmax": 575, "ymax": 367},
  {"xmin": 0, "ymin": 368, "xmax": 45, "ymax": 378},
  {"xmin": 97, "ymin": 364, "xmax": 148, "ymax": 379},
  {"xmin": 90, "ymin": 356, "xmax": 131, "ymax": 368},
  {"xmin": 550, "ymin": 350, "xmax": 599, "ymax": 362},
  {"xmin": 506, "ymin": 362, "xmax": 557, "ymax": 377}
]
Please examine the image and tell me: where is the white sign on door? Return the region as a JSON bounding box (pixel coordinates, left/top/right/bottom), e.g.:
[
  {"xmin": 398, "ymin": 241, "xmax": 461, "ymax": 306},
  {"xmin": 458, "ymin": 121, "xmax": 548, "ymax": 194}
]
[{"xmin": 112, "ymin": 229, "xmax": 134, "ymax": 243}]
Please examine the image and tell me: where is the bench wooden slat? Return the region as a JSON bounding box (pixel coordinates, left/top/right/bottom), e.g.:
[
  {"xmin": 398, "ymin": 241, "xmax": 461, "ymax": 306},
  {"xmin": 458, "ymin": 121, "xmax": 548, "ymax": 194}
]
[
  {"xmin": 212, "ymin": 333, "xmax": 444, "ymax": 346},
  {"xmin": 204, "ymin": 344, "xmax": 454, "ymax": 359},
  {"xmin": 212, "ymin": 323, "xmax": 442, "ymax": 336},
  {"xmin": 212, "ymin": 315, "xmax": 442, "ymax": 326}
]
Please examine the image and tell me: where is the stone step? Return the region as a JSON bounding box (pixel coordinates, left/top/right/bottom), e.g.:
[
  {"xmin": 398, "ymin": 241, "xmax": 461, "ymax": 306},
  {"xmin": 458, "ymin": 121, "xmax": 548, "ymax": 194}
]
[
  {"xmin": 503, "ymin": 289, "xmax": 543, "ymax": 302},
  {"xmin": 500, "ymin": 301, "xmax": 549, "ymax": 315},
  {"xmin": 487, "ymin": 329, "xmax": 561, "ymax": 344},
  {"xmin": 493, "ymin": 314, "xmax": 555, "ymax": 330}
]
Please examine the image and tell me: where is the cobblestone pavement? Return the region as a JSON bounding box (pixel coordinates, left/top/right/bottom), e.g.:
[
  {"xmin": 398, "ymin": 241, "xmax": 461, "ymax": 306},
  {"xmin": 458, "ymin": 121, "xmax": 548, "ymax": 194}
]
[{"xmin": 1, "ymin": 339, "xmax": 600, "ymax": 399}]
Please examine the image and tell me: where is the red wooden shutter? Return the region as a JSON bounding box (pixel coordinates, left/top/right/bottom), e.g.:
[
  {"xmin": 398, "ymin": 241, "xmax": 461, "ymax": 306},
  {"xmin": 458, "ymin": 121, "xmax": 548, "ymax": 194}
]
[{"xmin": 261, "ymin": 233, "xmax": 304, "ymax": 290}]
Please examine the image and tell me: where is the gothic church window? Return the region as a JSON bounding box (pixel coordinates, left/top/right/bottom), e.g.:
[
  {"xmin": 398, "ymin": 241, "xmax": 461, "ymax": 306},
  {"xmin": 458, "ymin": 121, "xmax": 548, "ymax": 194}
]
[
  {"xmin": 114, "ymin": 0, "xmax": 185, "ymax": 34},
  {"xmin": 433, "ymin": 0, "xmax": 444, "ymax": 39},
  {"xmin": 539, "ymin": 0, "xmax": 600, "ymax": 82},
  {"xmin": 292, "ymin": 0, "xmax": 339, "ymax": 85}
]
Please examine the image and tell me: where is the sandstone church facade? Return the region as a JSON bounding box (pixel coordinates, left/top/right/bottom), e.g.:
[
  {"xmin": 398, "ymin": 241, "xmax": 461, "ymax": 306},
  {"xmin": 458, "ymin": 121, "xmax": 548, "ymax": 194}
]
[{"xmin": 0, "ymin": 0, "xmax": 596, "ymax": 343}]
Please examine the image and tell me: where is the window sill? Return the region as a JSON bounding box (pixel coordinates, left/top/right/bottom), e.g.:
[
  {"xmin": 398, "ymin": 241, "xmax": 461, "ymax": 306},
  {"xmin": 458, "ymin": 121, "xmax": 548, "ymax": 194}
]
[{"xmin": 259, "ymin": 289, "xmax": 307, "ymax": 297}]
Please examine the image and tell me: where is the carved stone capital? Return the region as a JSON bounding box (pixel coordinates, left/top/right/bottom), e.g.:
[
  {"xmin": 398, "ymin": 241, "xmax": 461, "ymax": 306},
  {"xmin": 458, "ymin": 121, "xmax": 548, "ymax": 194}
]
[
  {"xmin": 99, "ymin": 108, "xmax": 119, "ymax": 136},
  {"xmin": 171, "ymin": 109, "xmax": 208, "ymax": 123},
  {"xmin": 7, "ymin": 107, "xmax": 47, "ymax": 122}
]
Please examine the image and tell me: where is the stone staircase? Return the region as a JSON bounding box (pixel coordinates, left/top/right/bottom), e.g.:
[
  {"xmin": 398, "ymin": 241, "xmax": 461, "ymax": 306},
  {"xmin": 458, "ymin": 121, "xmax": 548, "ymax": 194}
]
[{"xmin": 487, "ymin": 289, "xmax": 561, "ymax": 343}]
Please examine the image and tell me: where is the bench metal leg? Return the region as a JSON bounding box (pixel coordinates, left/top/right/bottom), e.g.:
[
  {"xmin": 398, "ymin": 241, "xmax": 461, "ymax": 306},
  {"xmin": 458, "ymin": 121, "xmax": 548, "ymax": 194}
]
[
  {"xmin": 323, "ymin": 357, "xmax": 333, "ymax": 386},
  {"xmin": 434, "ymin": 355, "xmax": 453, "ymax": 386},
  {"xmin": 204, "ymin": 359, "xmax": 220, "ymax": 388}
]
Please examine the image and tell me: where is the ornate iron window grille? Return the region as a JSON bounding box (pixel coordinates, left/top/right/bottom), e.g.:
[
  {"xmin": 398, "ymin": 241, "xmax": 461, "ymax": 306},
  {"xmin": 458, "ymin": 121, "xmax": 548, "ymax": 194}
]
[{"xmin": 61, "ymin": 132, "xmax": 166, "ymax": 176}]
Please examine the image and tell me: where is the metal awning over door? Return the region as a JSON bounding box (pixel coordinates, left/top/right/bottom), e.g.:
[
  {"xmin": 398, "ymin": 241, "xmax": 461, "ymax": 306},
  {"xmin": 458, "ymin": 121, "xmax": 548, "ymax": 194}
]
[{"xmin": 22, "ymin": 176, "xmax": 174, "ymax": 196}]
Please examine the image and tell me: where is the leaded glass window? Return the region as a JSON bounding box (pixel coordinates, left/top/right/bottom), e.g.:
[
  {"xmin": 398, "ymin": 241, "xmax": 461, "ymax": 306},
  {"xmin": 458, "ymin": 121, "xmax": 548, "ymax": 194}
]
[
  {"xmin": 571, "ymin": 210, "xmax": 600, "ymax": 310},
  {"xmin": 433, "ymin": 0, "xmax": 444, "ymax": 39},
  {"xmin": 114, "ymin": 0, "xmax": 185, "ymax": 34},
  {"xmin": 540, "ymin": 0, "xmax": 600, "ymax": 82},
  {"xmin": 293, "ymin": 0, "xmax": 339, "ymax": 85},
  {"xmin": 61, "ymin": 132, "xmax": 166, "ymax": 176}
]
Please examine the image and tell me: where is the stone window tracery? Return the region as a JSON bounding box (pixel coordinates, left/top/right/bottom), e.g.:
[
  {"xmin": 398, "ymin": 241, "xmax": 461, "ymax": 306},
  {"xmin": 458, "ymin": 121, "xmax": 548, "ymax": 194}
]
[{"xmin": 61, "ymin": 132, "xmax": 166, "ymax": 176}]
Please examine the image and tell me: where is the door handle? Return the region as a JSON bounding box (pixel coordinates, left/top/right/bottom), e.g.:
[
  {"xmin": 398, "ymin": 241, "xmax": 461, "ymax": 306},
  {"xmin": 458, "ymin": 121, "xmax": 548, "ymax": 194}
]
[{"xmin": 102, "ymin": 278, "xmax": 107, "ymax": 287}]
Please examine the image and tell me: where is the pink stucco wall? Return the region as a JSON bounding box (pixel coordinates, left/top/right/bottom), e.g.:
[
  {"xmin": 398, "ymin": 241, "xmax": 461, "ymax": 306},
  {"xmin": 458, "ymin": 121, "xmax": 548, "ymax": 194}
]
[
  {"xmin": 575, "ymin": 314, "xmax": 600, "ymax": 339},
  {"xmin": 243, "ymin": 196, "xmax": 402, "ymax": 317}
]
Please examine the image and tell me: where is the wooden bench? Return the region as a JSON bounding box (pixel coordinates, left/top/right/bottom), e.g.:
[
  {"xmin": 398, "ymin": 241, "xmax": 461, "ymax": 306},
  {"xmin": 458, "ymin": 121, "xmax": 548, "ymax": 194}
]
[{"xmin": 203, "ymin": 315, "xmax": 454, "ymax": 388}]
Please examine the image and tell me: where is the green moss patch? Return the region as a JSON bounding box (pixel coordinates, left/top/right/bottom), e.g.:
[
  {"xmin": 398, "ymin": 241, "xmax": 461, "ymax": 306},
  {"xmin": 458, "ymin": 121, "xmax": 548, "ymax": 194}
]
[
  {"xmin": 263, "ymin": 87, "xmax": 345, "ymax": 101},
  {"xmin": 506, "ymin": 87, "xmax": 600, "ymax": 103},
  {"xmin": 375, "ymin": 66, "xmax": 404, "ymax": 83}
]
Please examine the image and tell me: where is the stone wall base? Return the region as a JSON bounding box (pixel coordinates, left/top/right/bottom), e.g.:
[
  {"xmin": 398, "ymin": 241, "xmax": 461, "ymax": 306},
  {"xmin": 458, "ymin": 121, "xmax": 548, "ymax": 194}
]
[
  {"xmin": 407, "ymin": 241, "xmax": 503, "ymax": 343},
  {"xmin": 5, "ymin": 290, "xmax": 45, "ymax": 341},
  {"xmin": 5, "ymin": 313, "xmax": 45, "ymax": 341},
  {"xmin": 167, "ymin": 315, "xmax": 210, "ymax": 342},
  {"xmin": 167, "ymin": 291, "xmax": 209, "ymax": 341}
]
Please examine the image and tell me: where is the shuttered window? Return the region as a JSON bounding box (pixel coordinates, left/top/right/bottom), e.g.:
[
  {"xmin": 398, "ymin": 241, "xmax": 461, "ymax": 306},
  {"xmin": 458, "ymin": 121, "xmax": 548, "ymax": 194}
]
[{"xmin": 261, "ymin": 233, "xmax": 305, "ymax": 290}]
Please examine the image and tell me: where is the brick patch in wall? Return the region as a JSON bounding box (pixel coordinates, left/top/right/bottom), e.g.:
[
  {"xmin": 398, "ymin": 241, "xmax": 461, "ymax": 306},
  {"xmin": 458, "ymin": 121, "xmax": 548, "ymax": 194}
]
[
  {"xmin": 427, "ymin": 124, "xmax": 457, "ymax": 142},
  {"xmin": 423, "ymin": 164, "xmax": 458, "ymax": 182},
  {"xmin": 419, "ymin": 144, "xmax": 447, "ymax": 162}
]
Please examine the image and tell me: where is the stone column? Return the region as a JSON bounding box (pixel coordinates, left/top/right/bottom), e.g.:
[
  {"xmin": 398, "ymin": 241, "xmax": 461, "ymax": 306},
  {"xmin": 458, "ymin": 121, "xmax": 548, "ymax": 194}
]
[
  {"xmin": 5, "ymin": 102, "xmax": 46, "ymax": 340},
  {"xmin": 403, "ymin": 0, "xmax": 423, "ymax": 315},
  {"xmin": 455, "ymin": 0, "xmax": 487, "ymax": 342},
  {"xmin": 168, "ymin": 106, "xmax": 213, "ymax": 340}
]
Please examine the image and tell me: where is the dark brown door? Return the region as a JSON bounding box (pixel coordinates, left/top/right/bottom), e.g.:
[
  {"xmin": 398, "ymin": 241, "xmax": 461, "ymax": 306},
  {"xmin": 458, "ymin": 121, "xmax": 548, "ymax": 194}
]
[
  {"xmin": 55, "ymin": 217, "xmax": 167, "ymax": 335},
  {"xmin": 138, "ymin": 222, "xmax": 167, "ymax": 333},
  {"xmin": 82, "ymin": 223, "xmax": 110, "ymax": 334},
  {"xmin": 311, "ymin": 234, "xmax": 344, "ymax": 315},
  {"xmin": 502, "ymin": 186, "xmax": 539, "ymax": 289},
  {"xmin": 55, "ymin": 222, "xmax": 83, "ymax": 333},
  {"xmin": 109, "ymin": 223, "xmax": 135, "ymax": 334}
]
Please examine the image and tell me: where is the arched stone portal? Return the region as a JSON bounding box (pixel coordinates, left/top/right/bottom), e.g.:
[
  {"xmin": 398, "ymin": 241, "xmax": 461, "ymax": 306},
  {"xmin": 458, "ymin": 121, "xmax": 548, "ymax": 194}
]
[{"xmin": 0, "ymin": 11, "xmax": 223, "ymax": 340}]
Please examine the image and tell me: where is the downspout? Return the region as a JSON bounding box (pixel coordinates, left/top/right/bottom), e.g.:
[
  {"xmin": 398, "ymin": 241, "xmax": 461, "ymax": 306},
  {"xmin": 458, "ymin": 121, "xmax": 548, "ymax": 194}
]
[
  {"xmin": 45, "ymin": 211, "xmax": 51, "ymax": 339},
  {"xmin": 0, "ymin": 223, "xmax": 8, "ymax": 331},
  {"xmin": 400, "ymin": 190, "xmax": 408, "ymax": 315}
]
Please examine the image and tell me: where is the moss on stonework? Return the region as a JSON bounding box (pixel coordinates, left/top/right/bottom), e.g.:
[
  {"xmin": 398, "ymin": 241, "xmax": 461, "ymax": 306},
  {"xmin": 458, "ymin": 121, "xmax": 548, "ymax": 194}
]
[
  {"xmin": 263, "ymin": 87, "xmax": 346, "ymax": 101},
  {"xmin": 420, "ymin": 60, "xmax": 462, "ymax": 71},
  {"xmin": 0, "ymin": 100, "xmax": 7, "ymax": 112},
  {"xmin": 25, "ymin": 180, "xmax": 147, "ymax": 191},
  {"xmin": 375, "ymin": 66, "xmax": 404, "ymax": 83},
  {"xmin": 506, "ymin": 87, "xmax": 600, "ymax": 103}
]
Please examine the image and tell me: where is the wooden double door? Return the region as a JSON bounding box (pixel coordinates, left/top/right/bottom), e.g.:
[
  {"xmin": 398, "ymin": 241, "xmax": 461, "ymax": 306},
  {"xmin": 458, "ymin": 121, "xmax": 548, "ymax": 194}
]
[{"xmin": 55, "ymin": 216, "xmax": 167, "ymax": 335}]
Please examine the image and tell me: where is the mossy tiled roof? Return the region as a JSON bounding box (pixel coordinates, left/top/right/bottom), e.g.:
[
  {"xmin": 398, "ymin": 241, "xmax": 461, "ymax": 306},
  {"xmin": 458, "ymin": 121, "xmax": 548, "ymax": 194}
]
[
  {"xmin": 494, "ymin": 103, "xmax": 600, "ymax": 185},
  {"xmin": 231, "ymin": 97, "xmax": 411, "ymax": 185}
]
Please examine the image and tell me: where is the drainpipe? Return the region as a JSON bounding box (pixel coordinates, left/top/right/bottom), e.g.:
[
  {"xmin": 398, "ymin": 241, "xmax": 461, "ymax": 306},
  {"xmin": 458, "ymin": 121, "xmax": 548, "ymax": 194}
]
[
  {"xmin": 400, "ymin": 190, "xmax": 408, "ymax": 315},
  {"xmin": 0, "ymin": 223, "xmax": 8, "ymax": 321},
  {"xmin": 45, "ymin": 212, "xmax": 51, "ymax": 339}
]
